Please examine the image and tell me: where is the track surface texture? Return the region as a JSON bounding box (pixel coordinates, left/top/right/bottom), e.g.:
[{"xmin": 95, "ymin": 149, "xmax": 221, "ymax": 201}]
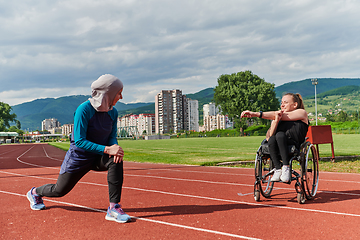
[{"xmin": 1, "ymin": 144, "xmax": 360, "ymax": 239}]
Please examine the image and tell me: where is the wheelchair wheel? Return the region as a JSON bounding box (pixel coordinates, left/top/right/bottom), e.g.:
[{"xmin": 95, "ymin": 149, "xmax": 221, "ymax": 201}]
[
  {"xmin": 302, "ymin": 142, "xmax": 319, "ymax": 200},
  {"xmin": 255, "ymin": 153, "xmax": 274, "ymax": 198}
]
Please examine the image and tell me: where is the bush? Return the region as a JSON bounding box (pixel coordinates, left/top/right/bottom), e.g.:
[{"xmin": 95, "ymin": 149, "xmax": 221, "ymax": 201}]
[
  {"xmin": 317, "ymin": 121, "xmax": 359, "ymax": 129},
  {"xmin": 244, "ymin": 125, "xmax": 269, "ymax": 136},
  {"xmin": 175, "ymin": 129, "xmax": 240, "ymax": 138}
]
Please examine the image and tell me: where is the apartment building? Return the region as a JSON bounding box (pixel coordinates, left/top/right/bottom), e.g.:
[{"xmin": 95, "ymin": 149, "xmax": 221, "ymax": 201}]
[
  {"xmin": 203, "ymin": 102, "xmax": 220, "ymax": 118},
  {"xmin": 187, "ymin": 99, "xmax": 199, "ymax": 132},
  {"xmin": 203, "ymin": 114, "xmax": 232, "ymax": 132},
  {"xmin": 137, "ymin": 113, "xmax": 155, "ymax": 135},
  {"xmin": 155, "ymin": 89, "xmax": 186, "ymax": 134},
  {"xmin": 41, "ymin": 118, "xmax": 61, "ymax": 131},
  {"xmin": 62, "ymin": 124, "xmax": 74, "ymax": 137},
  {"xmin": 118, "ymin": 113, "xmax": 155, "ymax": 136},
  {"xmin": 203, "ymin": 102, "xmax": 233, "ymax": 131}
]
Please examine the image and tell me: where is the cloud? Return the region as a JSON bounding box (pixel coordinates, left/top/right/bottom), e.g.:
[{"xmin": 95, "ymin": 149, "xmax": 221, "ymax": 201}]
[
  {"xmin": 1, "ymin": 0, "xmax": 360, "ymax": 106},
  {"xmin": 0, "ymin": 87, "xmax": 91, "ymax": 106}
]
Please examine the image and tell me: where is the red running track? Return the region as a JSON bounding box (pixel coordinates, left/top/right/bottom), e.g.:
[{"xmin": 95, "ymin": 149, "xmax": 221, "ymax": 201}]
[{"xmin": 1, "ymin": 143, "xmax": 360, "ymax": 239}]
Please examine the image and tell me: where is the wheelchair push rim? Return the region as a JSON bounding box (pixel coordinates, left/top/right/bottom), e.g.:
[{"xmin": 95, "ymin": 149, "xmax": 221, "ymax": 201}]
[
  {"xmin": 254, "ymin": 152, "xmax": 274, "ymax": 199},
  {"xmin": 302, "ymin": 143, "xmax": 319, "ymax": 200}
]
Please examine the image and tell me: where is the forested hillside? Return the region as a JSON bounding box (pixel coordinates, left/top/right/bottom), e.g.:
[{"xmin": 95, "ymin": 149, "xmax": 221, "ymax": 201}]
[
  {"xmin": 9, "ymin": 78, "xmax": 360, "ymax": 131},
  {"xmin": 11, "ymin": 95, "xmax": 152, "ymax": 130},
  {"xmin": 304, "ymin": 85, "xmax": 360, "ymax": 117},
  {"xmin": 275, "ymin": 78, "xmax": 360, "ymax": 98}
]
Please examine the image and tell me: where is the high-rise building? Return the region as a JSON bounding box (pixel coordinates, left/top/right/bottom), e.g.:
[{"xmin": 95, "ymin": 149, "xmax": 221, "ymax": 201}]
[
  {"xmin": 187, "ymin": 99, "xmax": 199, "ymax": 132},
  {"xmin": 155, "ymin": 90, "xmax": 186, "ymax": 134}
]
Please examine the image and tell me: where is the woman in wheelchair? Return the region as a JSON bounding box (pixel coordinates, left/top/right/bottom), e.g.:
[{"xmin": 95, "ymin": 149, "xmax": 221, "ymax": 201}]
[{"xmin": 241, "ymin": 93, "xmax": 309, "ymax": 182}]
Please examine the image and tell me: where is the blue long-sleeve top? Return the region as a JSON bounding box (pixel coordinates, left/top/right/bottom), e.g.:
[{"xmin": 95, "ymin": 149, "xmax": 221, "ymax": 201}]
[{"xmin": 60, "ymin": 100, "xmax": 118, "ymax": 174}]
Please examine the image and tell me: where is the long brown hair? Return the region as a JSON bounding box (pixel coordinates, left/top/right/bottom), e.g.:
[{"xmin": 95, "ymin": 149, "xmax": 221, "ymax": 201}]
[{"xmin": 284, "ymin": 93, "xmax": 305, "ymax": 109}]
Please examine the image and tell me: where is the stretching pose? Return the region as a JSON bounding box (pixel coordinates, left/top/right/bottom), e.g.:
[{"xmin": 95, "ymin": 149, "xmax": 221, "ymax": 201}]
[
  {"xmin": 27, "ymin": 74, "xmax": 131, "ymax": 223},
  {"xmin": 241, "ymin": 93, "xmax": 309, "ymax": 182}
]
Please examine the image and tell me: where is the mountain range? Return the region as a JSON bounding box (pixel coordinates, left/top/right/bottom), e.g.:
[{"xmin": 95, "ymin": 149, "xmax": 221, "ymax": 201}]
[{"xmin": 10, "ymin": 78, "xmax": 360, "ymax": 131}]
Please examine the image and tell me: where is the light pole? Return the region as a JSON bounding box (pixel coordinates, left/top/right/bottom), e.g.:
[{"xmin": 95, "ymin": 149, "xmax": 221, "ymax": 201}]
[{"xmin": 311, "ymin": 78, "xmax": 318, "ymax": 125}]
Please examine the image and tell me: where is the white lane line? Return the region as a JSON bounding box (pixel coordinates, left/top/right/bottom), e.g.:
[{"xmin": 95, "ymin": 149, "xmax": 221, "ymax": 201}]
[
  {"xmin": 36, "ymin": 149, "xmax": 255, "ymax": 177},
  {"xmin": 0, "ymin": 190, "xmax": 262, "ymax": 240},
  {"xmin": 1, "ymin": 170, "xmax": 360, "ymax": 218},
  {"xmin": 321, "ymin": 190, "xmax": 360, "ymax": 196},
  {"xmin": 25, "ymin": 145, "xmax": 360, "ymax": 185},
  {"xmin": 123, "ymin": 186, "xmax": 360, "ymax": 218},
  {"xmin": 16, "ymin": 146, "xmax": 60, "ymax": 170},
  {"xmin": 237, "ymin": 192, "xmax": 254, "ymax": 196},
  {"xmin": 11, "ymin": 145, "xmax": 360, "ymax": 203},
  {"xmin": 42, "ymin": 146, "xmax": 63, "ymax": 162},
  {"xmin": 125, "ymin": 165, "xmax": 254, "ymax": 177},
  {"xmin": 321, "ymin": 179, "xmax": 360, "ymax": 184},
  {"xmin": 8, "ymin": 146, "xmax": 360, "ymax": 197},
  {"xmin": 133, "ymin": 217, "xmax": 262, "ymax": 240},
  {"xmin": 125, "ymin": 173, "xmax": 360, "ymax": 191},
  {"xmin": 123, "ymin": 164, "xmax": 360, "ymax": 185},
  {"xmin": 125, "ymin": 166, "xmax": 360, "ymax": 184},
  {"xmin": 125, "ymin": 173, "xmax": 254, "ymax": 187},
  {"xmin": 123, "ymin": 173, "xmax": 298, "ymax": 193},
  {"xmin": 320, "ymin": 171, "xmax": 360, "ymax": 175}
]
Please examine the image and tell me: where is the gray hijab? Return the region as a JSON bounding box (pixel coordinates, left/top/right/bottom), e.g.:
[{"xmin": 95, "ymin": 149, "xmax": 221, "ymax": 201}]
[{"xmin": 89, "ymin": 74, "xmax": 123, "ymax": 112}]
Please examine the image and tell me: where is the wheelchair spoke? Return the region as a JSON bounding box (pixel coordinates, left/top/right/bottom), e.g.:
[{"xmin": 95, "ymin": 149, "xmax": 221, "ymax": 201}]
[
  {"xmin": 303, "ymin": 144, "xmax": 319, "ymax": 200},
  {"xmin": 254, "ymin": 153, "xmax": 274, "ymax": 198}
]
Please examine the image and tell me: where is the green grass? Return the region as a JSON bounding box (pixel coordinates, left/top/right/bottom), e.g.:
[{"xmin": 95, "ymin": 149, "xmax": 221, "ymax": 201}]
[
  {"xmin": 48, "ymin": 134, "xmax": 360, "ymax": 173},
  {"xmin": 119, "ymin": 137, "xmax": 262, "ymax": 165},
  {"xmin": 49, "ymin": 137, "xmax": 263, "ymax": 165},
  {"xmin": 50, "ymin": 142, "xmax": 71, "ymax": 151},
  {"xmin": 319, "ymin": 159, "xmax": 360, "ymax": 173}
]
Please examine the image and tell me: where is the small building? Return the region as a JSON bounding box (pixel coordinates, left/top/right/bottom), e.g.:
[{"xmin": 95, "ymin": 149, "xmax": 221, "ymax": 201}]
[
  {"xmin": 0, "ymin": 132, "xmax": 19, "ymax": 144},
  {"xmin": 62, "ymin": 124, "xmax": 74, "ymax": 137},
  {"xmin": 42, "ymin": 118, "xmax": 61, "ymax": 131}
]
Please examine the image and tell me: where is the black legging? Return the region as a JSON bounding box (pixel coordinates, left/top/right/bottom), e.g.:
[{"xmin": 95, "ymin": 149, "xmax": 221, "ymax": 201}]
[
  {"xmin": 36, "ymin": 154, "xmax": 124, "ymax": 203},
  {"xmin": 268, "ymin": 131, "xmax": 296, "ymax": 170}
]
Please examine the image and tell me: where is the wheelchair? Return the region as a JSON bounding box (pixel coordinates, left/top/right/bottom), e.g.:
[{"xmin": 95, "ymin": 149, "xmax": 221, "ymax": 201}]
[{"xmin": 254, "ymin": 138, "xmax": 319, "ymax": 204}]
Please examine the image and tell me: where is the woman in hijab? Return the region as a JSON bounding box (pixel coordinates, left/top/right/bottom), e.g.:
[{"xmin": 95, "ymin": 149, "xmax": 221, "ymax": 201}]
[{"xmin": 27, "ymin": 74, "xmax": 131, "ymax": 223}]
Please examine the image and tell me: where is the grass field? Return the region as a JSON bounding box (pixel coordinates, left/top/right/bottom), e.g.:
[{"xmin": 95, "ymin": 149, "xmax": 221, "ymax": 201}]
[{"xmin": 49, "ymin": 134, "xmax": 360, "ymax": 173}]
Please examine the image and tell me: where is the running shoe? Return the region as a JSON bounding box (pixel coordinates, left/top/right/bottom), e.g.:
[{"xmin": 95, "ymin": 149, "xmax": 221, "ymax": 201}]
[
  {"xmin": 105, "ymin": 204, "xmax": 131, "ymax": 223},
  {"xmin": 280, "ymin": 165, "xmax": 291, "ymax": 182},
  {"xmin": 26, "ymin": 187, "xmax": 46, "ymax": 210},
  {"xmin": 271, "ymin": 169, "xmax": 282, "ymax": 182}
]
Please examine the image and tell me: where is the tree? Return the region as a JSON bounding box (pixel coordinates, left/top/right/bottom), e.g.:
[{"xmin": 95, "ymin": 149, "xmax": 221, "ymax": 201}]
[
  {"xmin": 0, "ymin": 102, "xmax": 17, "ymax": 131},
  {"xmin": 8, "ymin": 125, "xmax": 24, "ymax": 135},
  {"xmin": 214, "ymin": 71, "xmax": 279, "ymax": 130},
  {"xmin": 325, "ymin": 113, "xmax": 335, "ymax": 122},
  {"xmin": 336, "ymin": 110, "xmax": 349, "ymax": 122},
  {"xmin": 16, "ymin": 120, "xmax": 21, "ymax": 130}
]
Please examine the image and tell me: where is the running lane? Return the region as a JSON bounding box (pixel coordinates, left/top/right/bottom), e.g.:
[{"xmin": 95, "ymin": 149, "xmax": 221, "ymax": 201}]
[{"xmin": 1, "ymin": 144, "xmax": 360, "ymax": 239}]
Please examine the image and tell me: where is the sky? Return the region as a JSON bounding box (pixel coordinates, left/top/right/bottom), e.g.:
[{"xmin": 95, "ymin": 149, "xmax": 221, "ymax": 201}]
[{"xmin": 1, "ymin": 0, "xmax": 360, "ymax": 106}]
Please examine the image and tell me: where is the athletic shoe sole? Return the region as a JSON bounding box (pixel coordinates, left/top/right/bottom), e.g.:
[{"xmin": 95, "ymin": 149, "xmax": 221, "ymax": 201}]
[{"xmin": 105, "ymin": 214, "xmax": 131, "ymax": 223}]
